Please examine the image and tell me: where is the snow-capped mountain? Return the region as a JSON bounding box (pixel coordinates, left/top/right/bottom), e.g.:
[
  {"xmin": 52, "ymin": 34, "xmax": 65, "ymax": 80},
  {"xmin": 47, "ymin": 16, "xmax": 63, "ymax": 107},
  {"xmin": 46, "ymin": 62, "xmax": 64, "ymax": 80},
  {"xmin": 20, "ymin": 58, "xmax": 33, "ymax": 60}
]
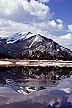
[
  {"xmin": 7, "ymin": 30, "xmax": 35, "ymax": 44},
  {"xmin": 0, "ymin": 30, "xmax": 72, "ymax": 60}
]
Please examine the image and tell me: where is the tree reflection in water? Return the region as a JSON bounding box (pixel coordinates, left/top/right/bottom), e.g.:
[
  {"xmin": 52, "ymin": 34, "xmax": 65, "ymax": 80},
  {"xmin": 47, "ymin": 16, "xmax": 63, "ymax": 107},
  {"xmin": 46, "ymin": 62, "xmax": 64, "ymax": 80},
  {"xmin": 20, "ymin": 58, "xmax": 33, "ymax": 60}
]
[{"xmin": 0, "ymin": 67, "xmax": 72, "ymax": 89}]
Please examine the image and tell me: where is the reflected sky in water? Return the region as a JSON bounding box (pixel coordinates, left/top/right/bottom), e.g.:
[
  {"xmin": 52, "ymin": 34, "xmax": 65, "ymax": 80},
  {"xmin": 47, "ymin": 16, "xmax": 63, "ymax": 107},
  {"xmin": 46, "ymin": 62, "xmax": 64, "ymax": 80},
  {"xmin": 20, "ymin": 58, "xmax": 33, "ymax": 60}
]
[{"xmin": 0, "ymin": 67, "xmax": 72, "ymax": 108}]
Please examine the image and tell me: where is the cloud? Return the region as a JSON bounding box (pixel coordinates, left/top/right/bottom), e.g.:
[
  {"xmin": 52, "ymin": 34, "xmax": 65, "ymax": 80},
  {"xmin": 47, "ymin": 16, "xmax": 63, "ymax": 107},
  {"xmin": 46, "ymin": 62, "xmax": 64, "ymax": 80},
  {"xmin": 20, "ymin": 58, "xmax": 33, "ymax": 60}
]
[
  {"xmin": 56, "ymin": 19, "xmax": 63, "ymax": 24},
  {"xmin": 60, "ymin": 33, "xmax": 72, "ymax": 39},
  {"xmin": 68, "ymin": 24, "xmax": 72, "ymax": 32},
  {"xmin": 0, "ymin": 0, "xmax": 20, "ymax": 15},
  {"xmin": 0, "ymin": 18, "xmax": 64, "ymax": 37},
  {"xmin": 0, "ymin": 0, "xmax": 63, "ymax": 35},
  {"xmin": 48, "ymin": 33, "xmax": 72, "ymax": 50},
  {"xmin": 33, "ymin": 20, "xmax": 63, "ymax": 31},
  {"xmin": 0, "ymin": 0, "xmax": 53, "ymax": 23},
  {"xmin": 0, "ymin": 18, "xmax": 48, "ymax": 37},
  {"xmin": 38, "ymin": 0, "xmax": 50, "ymax": 3},
  {"xmin": 60, "ymin": 88, "xmax": 71, "ymax": 93},
  {"xmin": 0, "ymin": 19, "xmax": 11, "ymax": 27}
]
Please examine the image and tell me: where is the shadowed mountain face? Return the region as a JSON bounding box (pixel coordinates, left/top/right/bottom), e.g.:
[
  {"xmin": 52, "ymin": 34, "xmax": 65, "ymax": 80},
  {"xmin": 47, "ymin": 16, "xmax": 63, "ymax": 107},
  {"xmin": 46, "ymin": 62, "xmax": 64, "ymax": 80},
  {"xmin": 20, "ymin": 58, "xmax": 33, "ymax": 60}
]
[{"xmin": 0, "ymin": 31, "xmax": 72, "ymax": 59}]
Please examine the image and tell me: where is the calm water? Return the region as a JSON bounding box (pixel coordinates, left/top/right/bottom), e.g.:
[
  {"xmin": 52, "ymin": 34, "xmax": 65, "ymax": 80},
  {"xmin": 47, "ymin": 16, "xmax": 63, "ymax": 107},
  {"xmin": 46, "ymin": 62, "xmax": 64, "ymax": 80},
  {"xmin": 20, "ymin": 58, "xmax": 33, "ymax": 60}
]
[{"xmin": 0, "ymin": 67, "xmax": 72, "ymax": 108}]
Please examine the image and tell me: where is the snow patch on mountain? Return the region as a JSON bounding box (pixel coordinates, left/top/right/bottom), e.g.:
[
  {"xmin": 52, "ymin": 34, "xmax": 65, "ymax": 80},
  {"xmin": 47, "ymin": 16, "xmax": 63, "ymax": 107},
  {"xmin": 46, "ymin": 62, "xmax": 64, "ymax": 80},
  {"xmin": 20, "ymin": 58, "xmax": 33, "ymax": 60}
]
[
  {"xmin": 24, "ymin": 32, "xmax": 35, "ymax": 40},
  {"xmin": 29, "ymin": 35, "xmax": 43, "ymax": 48}
]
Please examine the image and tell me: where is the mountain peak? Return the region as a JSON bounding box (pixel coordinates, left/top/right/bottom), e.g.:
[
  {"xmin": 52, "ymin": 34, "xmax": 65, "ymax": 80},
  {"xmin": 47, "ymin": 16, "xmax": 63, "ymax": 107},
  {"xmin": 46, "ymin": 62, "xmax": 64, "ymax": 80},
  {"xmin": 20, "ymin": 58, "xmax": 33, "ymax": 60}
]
[{"xmin": 7, "ymin": 30, "xmax": 35, "ymax": 44}]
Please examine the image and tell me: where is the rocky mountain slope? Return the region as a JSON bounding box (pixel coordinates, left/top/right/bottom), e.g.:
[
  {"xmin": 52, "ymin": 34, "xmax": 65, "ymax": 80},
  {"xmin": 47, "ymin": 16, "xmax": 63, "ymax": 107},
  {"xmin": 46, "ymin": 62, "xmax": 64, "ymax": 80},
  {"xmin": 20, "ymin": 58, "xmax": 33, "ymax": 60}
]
[{"xmin": 0, "ymin": 30, "xmax": 72, "ymax": 60}]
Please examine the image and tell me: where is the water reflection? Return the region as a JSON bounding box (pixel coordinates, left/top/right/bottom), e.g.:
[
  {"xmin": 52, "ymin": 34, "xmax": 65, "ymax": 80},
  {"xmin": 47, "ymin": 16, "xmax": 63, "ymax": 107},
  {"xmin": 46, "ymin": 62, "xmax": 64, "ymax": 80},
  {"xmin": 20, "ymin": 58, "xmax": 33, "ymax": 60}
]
[
  {"xmin": 0, "ymin": 67, "xmax": 72, "ymax": 86},
  {"xmin": 0, "ymin": 67, "xmax": 72, "ymax": 108}
]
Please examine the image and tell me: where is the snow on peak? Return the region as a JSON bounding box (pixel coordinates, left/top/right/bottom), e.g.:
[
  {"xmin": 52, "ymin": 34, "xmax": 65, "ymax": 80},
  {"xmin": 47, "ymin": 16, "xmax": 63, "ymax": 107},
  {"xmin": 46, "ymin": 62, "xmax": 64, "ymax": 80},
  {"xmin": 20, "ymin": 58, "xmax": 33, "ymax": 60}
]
[
  {"xmin": 6, "ymin": 30, "xmax": 44, "ymax": 45},
  {"xmin": 24, "ymin": 31, "xmax": 35, "ymax": 39},
  {"xmin": 7, "ymin": 30, "xmax": 34, "ymax": 44}
]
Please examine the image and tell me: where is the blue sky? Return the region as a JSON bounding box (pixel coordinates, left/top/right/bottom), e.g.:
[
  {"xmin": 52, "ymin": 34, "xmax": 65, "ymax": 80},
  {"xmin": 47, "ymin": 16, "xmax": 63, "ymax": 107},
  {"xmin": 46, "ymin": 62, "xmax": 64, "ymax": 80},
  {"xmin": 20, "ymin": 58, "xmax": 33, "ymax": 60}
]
[
  {"xmin": 0, "ymin": 0, "xmax": 72, "ymax": 49},
  {"xmin": 48, "ymin": 0, "xmax": 72, "ymax": 23},
  {"xmin": 48, "ymin": 0, "xmax": 72, "ymax": 35}
]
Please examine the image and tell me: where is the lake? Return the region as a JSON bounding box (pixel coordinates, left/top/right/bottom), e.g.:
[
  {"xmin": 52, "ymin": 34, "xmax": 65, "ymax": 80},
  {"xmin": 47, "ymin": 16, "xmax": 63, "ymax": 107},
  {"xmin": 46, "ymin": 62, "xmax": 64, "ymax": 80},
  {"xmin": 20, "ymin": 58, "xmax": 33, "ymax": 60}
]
[{"xmin": 0, "ymin": 66, "xmax": 72, "ymax": 108}]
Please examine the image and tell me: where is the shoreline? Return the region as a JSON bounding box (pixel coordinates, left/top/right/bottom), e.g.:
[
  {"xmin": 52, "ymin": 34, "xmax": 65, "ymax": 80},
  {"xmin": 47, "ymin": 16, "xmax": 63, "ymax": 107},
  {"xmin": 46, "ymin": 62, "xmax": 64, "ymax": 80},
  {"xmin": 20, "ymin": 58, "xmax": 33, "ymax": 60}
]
[{"xmin": 0, "ymin": 59, "xmax": 72, "ymax": 67}]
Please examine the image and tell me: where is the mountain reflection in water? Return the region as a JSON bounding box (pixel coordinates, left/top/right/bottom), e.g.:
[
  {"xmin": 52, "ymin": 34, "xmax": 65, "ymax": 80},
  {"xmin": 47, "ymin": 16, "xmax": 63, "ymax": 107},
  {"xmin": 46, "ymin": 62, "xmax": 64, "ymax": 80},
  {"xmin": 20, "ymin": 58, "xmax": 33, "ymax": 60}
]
[{"xmin": 0, "ymin": 67, "xmax": 72, "ymax": 108}]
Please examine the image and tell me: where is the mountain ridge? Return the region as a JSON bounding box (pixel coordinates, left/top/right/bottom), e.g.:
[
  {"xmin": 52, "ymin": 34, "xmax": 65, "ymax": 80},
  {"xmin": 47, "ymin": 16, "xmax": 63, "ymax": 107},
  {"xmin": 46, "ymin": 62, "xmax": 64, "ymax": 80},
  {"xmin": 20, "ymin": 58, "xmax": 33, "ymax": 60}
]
[{"xmin": 0, "ymin": 31, "xmax": 72, "ymax": 60}]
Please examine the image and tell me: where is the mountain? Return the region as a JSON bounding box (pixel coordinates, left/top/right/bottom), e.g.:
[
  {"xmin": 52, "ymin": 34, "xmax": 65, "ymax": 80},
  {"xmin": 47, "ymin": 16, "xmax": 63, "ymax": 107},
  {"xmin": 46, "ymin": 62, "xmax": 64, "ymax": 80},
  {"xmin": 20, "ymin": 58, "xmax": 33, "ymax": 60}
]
[
  {"xmin": 0, "ymin": 30, "xmax": 72, "ymax": 60},
  {"xmin": 7, "ymin": 30, "xmax": 35, "ymax": 44}
]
